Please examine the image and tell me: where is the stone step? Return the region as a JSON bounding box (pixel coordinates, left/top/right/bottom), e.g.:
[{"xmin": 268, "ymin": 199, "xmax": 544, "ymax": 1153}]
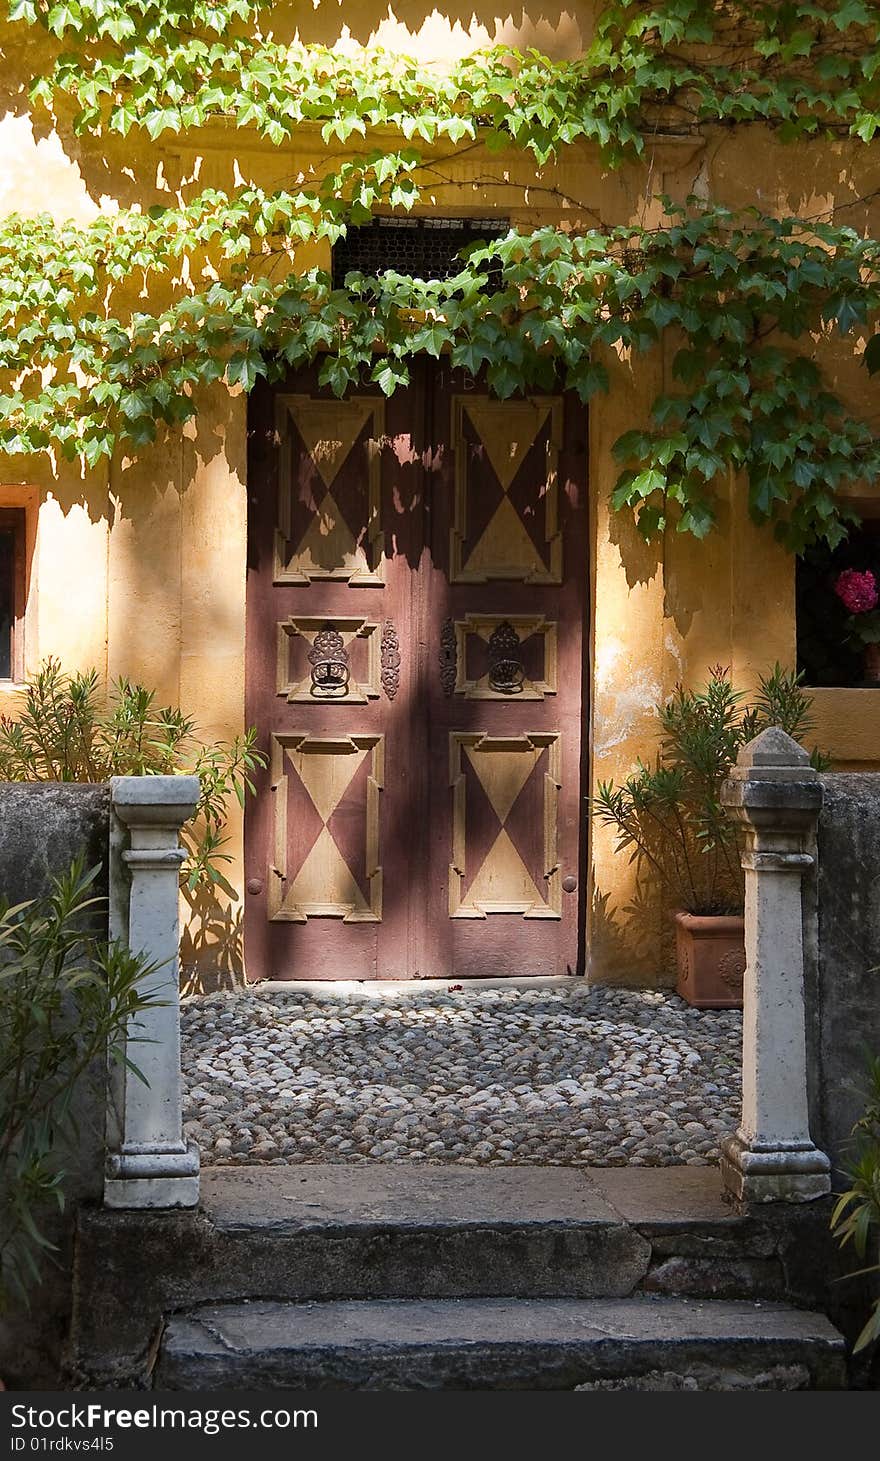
[
  {"xmin": 70, "ymin": 1166, "xmax": 841, "ymax": 1385},
  {"xmin": 156, "ymin": 1296, "xmax": 847, "ymax": 1391}
]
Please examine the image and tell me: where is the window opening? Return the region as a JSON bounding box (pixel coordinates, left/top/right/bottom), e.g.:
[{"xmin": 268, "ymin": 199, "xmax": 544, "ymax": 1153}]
[
  {"xmin": 797, "ymin": 517, "xmax": 880, "ymax": 686},
  {"xmin": 0, "ymin": 507, "xmax": 26, "ymax": 681},
  {"xmin": 331, "ymin": 216, "xmax": 510, "ymax": 288}
]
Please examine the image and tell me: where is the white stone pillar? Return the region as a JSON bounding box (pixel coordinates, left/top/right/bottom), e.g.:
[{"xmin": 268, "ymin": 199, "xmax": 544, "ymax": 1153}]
[
  {"xmin": 104, "ymin": 775, "xmax": 201, "ymax": 1209},
  {"xmin": 720, "ymin": 728, "xmax": 830, "ymax": 1205}
]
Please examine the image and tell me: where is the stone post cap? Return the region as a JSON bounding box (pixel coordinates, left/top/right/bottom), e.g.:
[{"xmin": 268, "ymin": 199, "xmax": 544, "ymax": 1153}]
[
  {"xmin": 111, "ymin": 774, "xmax": 201, "ymax": 824},
  {"xmin": 726, "ymin": 726, "xmax": 818, "ymax": 784},
  {"xmin": 737, "ymin": 726, "xmax": 811, "ymax": 768}
]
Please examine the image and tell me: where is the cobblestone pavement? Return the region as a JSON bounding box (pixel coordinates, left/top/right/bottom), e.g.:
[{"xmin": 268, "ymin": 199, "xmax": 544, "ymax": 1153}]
[{"xmin": 180, "ymin": 982, "xmax": 742, "ymax": 1167}]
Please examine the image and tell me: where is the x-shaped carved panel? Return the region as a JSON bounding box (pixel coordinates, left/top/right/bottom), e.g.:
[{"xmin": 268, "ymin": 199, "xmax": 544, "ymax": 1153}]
[
  {"xmin": 449, "ymin": 732, "xmax": 561, "ymax": 919},
  {"xmin": 450, "ymin": 397, "xmax": 563, "ymax": 584},
  {"xmin": 269, "ymin": 733, "xmax": 383, "ymax": 923},
  {"xmin": 273, "ymin": 395, "xmax": 386, "ymax": 585}
]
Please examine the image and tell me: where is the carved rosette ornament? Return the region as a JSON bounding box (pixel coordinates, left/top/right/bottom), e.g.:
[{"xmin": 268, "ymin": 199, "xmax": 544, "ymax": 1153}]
[
  {"xmin": 718, "ymin": 947, "xmax": 746, "ymax": 995},
  {"xmin": 439, "ymin": 618, "xmax": 457, "ymax": 696},
  {"xmin": 381, "ymin": 620, "xmax": 401, "ymax": 700}
]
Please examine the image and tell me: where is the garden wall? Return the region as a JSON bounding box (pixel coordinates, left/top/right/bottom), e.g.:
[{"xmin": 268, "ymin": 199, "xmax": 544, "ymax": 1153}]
[
  {"xmin": 806, "ymin": 773, "xmax": 880, "ymax": 1178},
  {"xmin": 0, "ymin": 783, "xmax": 110, "ymax": 1388}
]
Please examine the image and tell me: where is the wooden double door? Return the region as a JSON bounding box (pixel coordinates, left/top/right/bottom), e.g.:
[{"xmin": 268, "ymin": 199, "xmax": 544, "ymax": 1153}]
[{"xmin": 244, "ymin": 361, "xmax": 589, "ymax": 980}]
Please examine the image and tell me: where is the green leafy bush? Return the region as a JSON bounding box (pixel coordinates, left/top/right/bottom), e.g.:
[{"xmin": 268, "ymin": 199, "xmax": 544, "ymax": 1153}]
[
  {"xmin": 591, "ymin": 664, "xmax": 828, "ymax": 915},
  {"xmin": 830, "ymin": 1056, "xmax": 880, "ymax": 1353},
  {"xmin": 0, "ymin": 657, "xmax": 266, "ymax": 897},
  {"xmin": 0, "ymin": 859, "xmax": 161, "ymax": 1309}
]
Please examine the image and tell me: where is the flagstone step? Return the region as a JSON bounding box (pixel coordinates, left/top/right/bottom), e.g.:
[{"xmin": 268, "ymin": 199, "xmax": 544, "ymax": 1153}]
[
  {"xmin": 69, "ymin": 1165, "xmax": 840, "ymax": 1386},
  {"xmin": 156, "ymin": 1295, "xmax": 847, "ymax": 1391}
]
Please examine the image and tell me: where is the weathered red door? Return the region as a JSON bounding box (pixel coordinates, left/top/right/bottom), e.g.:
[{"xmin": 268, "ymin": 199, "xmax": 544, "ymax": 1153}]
[{"xmin": 245, "ymin": 361, "xmax": 588, "ymax": 980}]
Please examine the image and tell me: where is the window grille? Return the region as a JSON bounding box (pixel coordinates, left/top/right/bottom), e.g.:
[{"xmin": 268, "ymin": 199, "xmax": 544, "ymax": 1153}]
[{"xmin": 331, "ymin": 216, "xmax": 510, "ymax": 287}]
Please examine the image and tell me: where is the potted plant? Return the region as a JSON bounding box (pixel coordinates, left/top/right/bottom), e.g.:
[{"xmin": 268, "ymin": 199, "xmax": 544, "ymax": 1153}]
[
  {"xmin": 592, "ymin": 665, "xmax": 827, "ymax": 1008},
  {"xmin": 833, "ymin": 568, "xmax": 880, "ymax": 684}
]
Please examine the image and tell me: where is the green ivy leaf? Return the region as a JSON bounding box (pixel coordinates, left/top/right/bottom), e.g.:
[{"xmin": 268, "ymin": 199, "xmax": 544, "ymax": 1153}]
[{"xmin": 226, "ymin": 353, "xmax": 263, "ymax": 390}]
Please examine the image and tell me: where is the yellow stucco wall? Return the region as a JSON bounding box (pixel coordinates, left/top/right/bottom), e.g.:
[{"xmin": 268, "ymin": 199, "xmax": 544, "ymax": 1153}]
[{"xmin": 1, "ymin": 4, "xmax": 877, "ymax": 986}]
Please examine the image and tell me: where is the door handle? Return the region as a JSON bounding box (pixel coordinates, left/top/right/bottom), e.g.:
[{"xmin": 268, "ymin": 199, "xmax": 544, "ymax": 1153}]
[
  {"xmin": 309, "ymin": 623, "xmax": 350, "ymax": 698},
  {"xmin": 487, "ymin": 621, "xmax": 525, "ymax": 694}
]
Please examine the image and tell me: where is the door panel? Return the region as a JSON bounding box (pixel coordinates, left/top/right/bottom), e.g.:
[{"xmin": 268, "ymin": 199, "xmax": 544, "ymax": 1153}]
[
  {"xmin": 450, "ymin": 395, "xmax": 563, "ymax": 584},
  {"xmin": 245, "ymin": 361, "xmax": 587, "ymax": 980},
  {"xmin": 268, "ymin": 732, "xmax": 384, "ymax": 924},
  {"xmin": 448, "ymin": 732, "xmax": 562, "ymax": 919},
  {"xmin": 420, "ymin": 364, "xmax": 588, "ymax": 979},
  {"xmin": 245, "ymin": 367, "xmax": 423, "ymax": 981},
  {"xmin": 274, "ymin": 394, "xmax": 386, "ymax": 585}
]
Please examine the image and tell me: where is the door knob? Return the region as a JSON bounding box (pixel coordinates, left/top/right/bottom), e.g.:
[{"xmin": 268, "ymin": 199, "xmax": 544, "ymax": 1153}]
[{"xmin": 562, "ymin": 875, "xmax": 578, "ymax": 894}]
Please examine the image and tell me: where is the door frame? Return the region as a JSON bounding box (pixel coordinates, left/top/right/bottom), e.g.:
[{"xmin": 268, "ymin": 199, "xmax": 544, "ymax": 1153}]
[{"xmin": 243, "ymin": 362, "xmax": 593, "ymax": 980}]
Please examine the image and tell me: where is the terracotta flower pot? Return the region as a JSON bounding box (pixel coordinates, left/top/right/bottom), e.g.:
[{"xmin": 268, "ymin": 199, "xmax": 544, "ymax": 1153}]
[{"xmin": 673, "ymin": 910, "xmax": 745, "ymax": 1009}]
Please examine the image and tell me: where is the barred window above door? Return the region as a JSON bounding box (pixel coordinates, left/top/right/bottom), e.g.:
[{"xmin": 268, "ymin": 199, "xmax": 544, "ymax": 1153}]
[{"xmin": 331, "ymin": 216, "xmax": 510, "ymax": 288}]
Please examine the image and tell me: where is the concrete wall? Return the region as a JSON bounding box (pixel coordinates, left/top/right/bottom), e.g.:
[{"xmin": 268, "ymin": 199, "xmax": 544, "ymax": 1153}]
[
  {"xmin": 806, "ymin": 775, "xmax": 880, "ymax": 1178},
  {"xmin": 0, "ymin": 784, "xmax": 110, "ymax": 1389},
  {"xmin": 1, "ymin": 5, "xmax": 879, "ymax": 985}
]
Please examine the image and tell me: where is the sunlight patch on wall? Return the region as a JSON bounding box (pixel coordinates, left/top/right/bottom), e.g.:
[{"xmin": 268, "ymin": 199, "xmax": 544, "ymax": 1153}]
[
  {"xmin": 330, "ymin": 9, "xmax": 586, "ymax": 64},
  {"xmin": 0, "ymin": 114, "xmax": 119, "ymax": 224}
]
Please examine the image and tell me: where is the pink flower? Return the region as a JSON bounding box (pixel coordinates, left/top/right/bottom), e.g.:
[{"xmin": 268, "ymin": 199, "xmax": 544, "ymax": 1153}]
[{"xmin": 834, "ymin": 568, "xmax": 879, "ymax": 615}]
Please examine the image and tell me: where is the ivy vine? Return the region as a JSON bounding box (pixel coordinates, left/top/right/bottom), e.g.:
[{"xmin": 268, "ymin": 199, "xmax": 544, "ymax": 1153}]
[
  {"xmin": 3, "ymin": 1, "xmax": 880, "ymax": 552},
  {"xmin": 11, "ymin": 1, "xmax": 880, "ymax": 155}
]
